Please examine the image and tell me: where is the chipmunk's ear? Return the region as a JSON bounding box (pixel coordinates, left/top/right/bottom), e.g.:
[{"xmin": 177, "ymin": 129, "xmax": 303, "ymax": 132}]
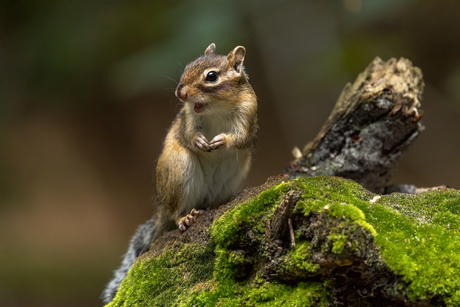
[
  {"xmin": 204, "ymin": 43, "xmax": 216, "ymax": 55},
  {"xmin": 227, "ymin": 46, "xmax": 246, "ymax": 74}
]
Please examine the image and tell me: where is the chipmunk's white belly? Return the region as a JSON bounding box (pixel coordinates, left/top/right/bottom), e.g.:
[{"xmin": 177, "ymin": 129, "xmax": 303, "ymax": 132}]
[
  {"xmin": 188, "ymin": 115, "xmax": 250, "ymax": 209},
  {"xmin": 195, "ymin": 148, "xmax": 250, "ymax": 208}
]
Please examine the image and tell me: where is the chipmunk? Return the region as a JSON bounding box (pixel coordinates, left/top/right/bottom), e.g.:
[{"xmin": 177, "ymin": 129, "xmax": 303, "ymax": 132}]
[{"xmin": 102, "ymin": 43, "xmax": 258, "ymax": 304}]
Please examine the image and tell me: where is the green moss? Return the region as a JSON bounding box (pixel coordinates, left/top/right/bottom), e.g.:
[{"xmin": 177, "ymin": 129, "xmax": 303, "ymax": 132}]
[
  {"xmin": 325, "ymin": 203, "xmax": 377, "ymax": 237},
  {"xmin": 292, "ymin": 176, "xmax": 460, "ymax": 304},
  {"xmin": 329, "ymin": 233, "xmax": 349, "ymax": 254},
  {"xmin": 373, "ymin": 191, "xmax": 460, "ymax": 304},
  {"xmin": 285, "ymin": 241, "xmax": 320, "ymax": 273},
  {"xmin": 211, "ymin": 182, "xmax": 291, "ymax": 280},
  {"xmin": 107, "ymin": 176, "xmax": 460, "ymax": 306},
  {"xmin": 211, "ymin": 182, "xmax": 291, "ymax": 249},
  {"xmin": 293, "ymin": 177, "xmax": 376, "ymax": 236},
  {"xmin": 106, "ymin": 242, "xmax": 215, "ymax": 307},
  {"xmin": 186, "ymin": 280, "xmax": 330, "ymax": 307}
]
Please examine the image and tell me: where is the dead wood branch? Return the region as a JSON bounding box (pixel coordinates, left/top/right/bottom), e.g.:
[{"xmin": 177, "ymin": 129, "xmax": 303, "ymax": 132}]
[{"xmin": 286, "ymin": 57, "xmax": 425, "ymax": 194}]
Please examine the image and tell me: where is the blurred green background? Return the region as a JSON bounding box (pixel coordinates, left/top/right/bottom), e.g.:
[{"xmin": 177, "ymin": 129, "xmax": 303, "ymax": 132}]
[{"xmin": 2, "ymin": 0, "xmax": 460, "ymax": 306}]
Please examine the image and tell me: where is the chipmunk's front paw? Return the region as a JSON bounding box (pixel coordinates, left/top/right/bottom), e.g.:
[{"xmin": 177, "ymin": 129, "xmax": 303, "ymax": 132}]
[
  {"xmin": 178, "ymin": 208, "xmax": 204, "ymax": 231},
  {"xmin": 209, "ymin": 133, "xmax": 226, "ymax": 150},
  {"xmin": 194, "ymin": 133, "xmax": 212, "ymax": 152}
]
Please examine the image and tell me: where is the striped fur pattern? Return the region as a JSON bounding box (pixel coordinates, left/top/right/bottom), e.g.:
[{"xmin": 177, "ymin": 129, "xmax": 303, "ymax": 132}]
[{"xmin": 102, "ymin": 44, "xmax": 258, "ymax": 303}]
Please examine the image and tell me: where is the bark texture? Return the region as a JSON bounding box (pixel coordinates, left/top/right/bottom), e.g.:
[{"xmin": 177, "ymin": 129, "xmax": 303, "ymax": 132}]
[{"xmin": 286, "ymin": 57, "xmax": 425, "ymax": 194}]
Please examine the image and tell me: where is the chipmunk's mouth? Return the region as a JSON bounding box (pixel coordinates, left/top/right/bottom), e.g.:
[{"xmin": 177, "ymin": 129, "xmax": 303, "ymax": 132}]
[{"xmin": 194, "ymin": 103, "xmax": 207, "ymax": 113}]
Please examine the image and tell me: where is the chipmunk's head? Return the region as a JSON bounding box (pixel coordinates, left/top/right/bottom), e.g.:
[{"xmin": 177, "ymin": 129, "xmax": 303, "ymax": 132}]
[{"xmin": 175, "ymin": 43, "xmax": 251, "ymax": 115}]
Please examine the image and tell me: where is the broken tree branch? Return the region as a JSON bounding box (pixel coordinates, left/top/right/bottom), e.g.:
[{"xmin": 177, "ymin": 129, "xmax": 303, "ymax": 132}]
[{"xmin": 286, "ymin": 57, "xmax": 425, "ymax": 194}]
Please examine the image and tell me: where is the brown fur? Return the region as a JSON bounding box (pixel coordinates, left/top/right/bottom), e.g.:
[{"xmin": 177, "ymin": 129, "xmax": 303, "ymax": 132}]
[{"xmin": 155, "ymin": 43, "xmax": 258, "ymax": 233}]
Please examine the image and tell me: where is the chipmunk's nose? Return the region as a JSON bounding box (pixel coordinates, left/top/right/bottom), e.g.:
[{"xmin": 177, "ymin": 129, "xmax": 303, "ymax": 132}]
[{"xmin": 175, "ymin": 84, "xmax": 188, "ymax": 101}]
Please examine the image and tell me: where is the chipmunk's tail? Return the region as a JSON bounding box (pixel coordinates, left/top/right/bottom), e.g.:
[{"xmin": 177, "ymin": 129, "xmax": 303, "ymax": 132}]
[{"xmin": 101, "ymin": 218, "xmax": 158, "ymax": 304}]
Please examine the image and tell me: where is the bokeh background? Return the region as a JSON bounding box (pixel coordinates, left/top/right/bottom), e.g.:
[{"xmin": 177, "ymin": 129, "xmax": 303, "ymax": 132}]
[{"xmin": 2, "ymin": 0, "xmax": 460, "ymax": 306}]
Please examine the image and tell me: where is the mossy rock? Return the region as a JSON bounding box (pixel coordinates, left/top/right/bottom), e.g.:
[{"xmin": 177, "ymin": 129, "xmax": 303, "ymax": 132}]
[{"xmin": 106, "ymin": 176, "xmax": 460, "ymax": 307}]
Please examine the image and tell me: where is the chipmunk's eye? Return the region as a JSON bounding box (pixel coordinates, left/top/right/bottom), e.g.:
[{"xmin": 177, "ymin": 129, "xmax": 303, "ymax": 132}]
[{"xmin": 205, "ymin": 71, "xmax": 218, "ymax": 82}]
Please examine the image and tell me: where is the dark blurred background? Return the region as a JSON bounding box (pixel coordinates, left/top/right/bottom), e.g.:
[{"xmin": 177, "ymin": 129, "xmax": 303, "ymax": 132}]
[{"xmin": 1, "ymin": 0, "xmax": 460, "ymax": 306}]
